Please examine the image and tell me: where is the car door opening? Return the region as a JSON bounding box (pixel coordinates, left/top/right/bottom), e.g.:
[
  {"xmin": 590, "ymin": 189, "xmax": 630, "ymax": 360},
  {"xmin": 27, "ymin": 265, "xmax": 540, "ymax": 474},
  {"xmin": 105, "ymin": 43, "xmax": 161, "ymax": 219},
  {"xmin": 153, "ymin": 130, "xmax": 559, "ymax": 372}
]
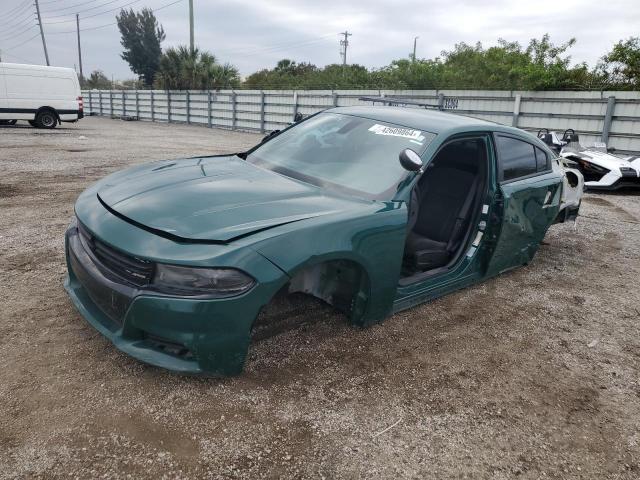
[{"xmin": 401, "ymin": 137, "xmax": 488, "ymax": 279}]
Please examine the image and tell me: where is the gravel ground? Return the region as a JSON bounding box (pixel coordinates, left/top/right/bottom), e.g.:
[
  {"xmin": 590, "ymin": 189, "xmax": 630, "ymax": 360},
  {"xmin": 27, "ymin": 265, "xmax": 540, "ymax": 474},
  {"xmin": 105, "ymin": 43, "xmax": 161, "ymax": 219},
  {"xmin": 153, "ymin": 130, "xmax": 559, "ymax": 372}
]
[{"xmin": 1, "ymin": 117, "xmax": 640, "ymax": 479}]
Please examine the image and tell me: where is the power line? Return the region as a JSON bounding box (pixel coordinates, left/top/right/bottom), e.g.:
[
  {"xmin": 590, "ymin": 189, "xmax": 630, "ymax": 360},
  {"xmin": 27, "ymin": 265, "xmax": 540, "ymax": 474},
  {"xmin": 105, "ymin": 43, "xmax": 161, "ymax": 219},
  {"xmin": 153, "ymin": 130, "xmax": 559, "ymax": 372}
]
[
  {"xmin": 0, "ymin": 8, "xmax": 34, "ymax": 27},
  {"xmin": 41, "ymin": 0, "xmax": 104, "ymax": 14},
  {"xmin": 0, "ymin": 0, "xmax": 32, "ymax": 19},
  {"xmin": 46, "ymin": 0, "xmax": 184, "ymax": 34},
  {"xmin": 43, "ymin": 0, "xmax": 136, "ymax": 19},
  {"xmin": 0, "ymin": 25, "xmax": 38, "ymax": 43},
  {"xmin": 3, "ymin": 31, "xmax": 41, "ymax": 52},
  {"xmin": 1, "ymin": 50, "xmax": 35, "ymax": 63},
  {"xmin": 239, "ymin": 38, "xmax": 336, "ymax": 58},
  {"xmin": 0, "ymin": 13, "xmax": 35, "ymax": 29},
  {"xmin": 42, "ymin": 0, "xmax": 144, "ymax": 24},
  {"xmin": 0, "ymin": 16, "xmax": 37, "ymax": 35},
  {"xmin": 216, "ymin": 33, "xmax": 336, "ymax": 57}
]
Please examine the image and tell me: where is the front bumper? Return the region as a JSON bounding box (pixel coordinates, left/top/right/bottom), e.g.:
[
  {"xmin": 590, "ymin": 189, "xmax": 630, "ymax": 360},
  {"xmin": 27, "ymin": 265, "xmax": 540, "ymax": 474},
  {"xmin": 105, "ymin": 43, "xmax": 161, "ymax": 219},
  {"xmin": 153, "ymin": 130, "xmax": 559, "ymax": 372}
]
[
  {"xmin": 585, "ymin": 167, "xmax": 640, "ymax": 190},
  {"xmin": 64, "ymin": 225, "xmax": 278, "ymax": 376},
  {"xmin": 585, "ymin": 176, "xmax": 640, "ymax": 190}
]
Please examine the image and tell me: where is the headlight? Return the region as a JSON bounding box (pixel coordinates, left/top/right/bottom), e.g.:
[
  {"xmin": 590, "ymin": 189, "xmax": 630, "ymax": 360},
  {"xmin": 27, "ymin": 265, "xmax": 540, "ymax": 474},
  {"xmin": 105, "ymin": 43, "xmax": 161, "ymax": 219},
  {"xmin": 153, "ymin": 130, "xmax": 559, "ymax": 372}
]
[{"xmin": 152, "ymin": 264, "xmax": 255, "ymax": 297}]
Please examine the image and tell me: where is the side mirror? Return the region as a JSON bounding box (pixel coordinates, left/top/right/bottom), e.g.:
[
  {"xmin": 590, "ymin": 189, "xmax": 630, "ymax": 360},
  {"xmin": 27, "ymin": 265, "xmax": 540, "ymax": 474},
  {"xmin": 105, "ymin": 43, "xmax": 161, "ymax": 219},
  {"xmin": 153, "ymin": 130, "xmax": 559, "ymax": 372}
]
[{"xmin": 399, "ymin": 148, "xmax": 423, "ymax": 172}]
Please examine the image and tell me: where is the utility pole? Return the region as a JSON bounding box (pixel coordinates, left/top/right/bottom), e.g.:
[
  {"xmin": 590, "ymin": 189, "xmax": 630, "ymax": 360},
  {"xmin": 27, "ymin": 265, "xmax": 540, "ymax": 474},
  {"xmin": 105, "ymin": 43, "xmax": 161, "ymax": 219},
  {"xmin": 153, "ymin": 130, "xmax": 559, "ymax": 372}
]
[
  {"xmin": 339, "ymin": 31, "xmax": 352, "ymax": 66},
  {"xmin": 188, "ymin": 0, "xmax": 194, "ymax": 53},
  {"xmin": 412, "ymin": 36, "xmax": 419, "ymax": 62},
  {"xmin": 76, "ymin": 14, "xmax": 84, "ymax": 81},
  {"xmin": 34, "ymin": 0, "xmax": 50, "ymax": 66}
]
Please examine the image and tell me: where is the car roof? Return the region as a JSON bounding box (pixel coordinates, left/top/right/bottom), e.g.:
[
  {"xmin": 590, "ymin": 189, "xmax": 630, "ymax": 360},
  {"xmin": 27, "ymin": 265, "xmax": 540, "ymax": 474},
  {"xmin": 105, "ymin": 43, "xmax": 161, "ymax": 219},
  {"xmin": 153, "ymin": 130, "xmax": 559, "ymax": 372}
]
[{"xmin": 329, "ymin": 106, "xmax": 502, "ymax": 135}]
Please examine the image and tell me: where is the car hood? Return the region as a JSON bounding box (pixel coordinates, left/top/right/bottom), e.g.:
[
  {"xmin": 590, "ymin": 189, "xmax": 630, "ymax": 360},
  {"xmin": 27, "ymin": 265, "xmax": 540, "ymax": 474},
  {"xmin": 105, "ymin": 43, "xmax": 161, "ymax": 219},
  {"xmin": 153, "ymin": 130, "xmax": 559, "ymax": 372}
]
[{"xmin": 95, "ymin": 155, "xmax": 363, "ymax": 242}]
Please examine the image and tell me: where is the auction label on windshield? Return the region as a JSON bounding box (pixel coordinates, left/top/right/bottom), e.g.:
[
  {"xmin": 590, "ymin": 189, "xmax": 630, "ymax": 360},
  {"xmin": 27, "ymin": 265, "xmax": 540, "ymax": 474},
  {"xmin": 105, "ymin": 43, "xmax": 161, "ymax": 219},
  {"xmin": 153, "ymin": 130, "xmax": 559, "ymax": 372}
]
[{"xmin": 369, "ymin": 124, "xmax": 425, "ymax": 143}]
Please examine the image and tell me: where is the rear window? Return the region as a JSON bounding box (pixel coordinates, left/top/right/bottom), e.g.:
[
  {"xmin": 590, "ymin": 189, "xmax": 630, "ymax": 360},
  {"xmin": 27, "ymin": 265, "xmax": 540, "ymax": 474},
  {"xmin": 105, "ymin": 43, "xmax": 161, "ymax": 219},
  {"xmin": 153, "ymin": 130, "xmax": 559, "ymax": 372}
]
[{"xmin": 496, "ymin": 136, "xmax": 537, "ymax": 181}]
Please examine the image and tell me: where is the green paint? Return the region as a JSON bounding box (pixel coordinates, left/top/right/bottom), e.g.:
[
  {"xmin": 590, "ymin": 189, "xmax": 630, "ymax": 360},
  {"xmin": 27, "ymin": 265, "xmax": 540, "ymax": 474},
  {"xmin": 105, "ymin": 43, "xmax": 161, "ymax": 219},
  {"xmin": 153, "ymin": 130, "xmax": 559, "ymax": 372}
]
[{"xmin": 64, "ymin": 107, "xmax": 567, "ymax": 376}]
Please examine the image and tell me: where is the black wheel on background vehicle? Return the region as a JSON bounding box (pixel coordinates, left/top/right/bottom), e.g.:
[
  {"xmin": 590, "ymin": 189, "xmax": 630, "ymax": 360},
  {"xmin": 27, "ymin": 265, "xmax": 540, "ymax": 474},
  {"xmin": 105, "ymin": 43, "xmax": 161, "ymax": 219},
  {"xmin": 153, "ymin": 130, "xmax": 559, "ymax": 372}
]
[
  {"xmin": 34, "ymin": 109, "xmax": 57, "ymax": 129},
  {"xmin": 0, "ymin": 120, "xmax": 17, "ymax": 126}
]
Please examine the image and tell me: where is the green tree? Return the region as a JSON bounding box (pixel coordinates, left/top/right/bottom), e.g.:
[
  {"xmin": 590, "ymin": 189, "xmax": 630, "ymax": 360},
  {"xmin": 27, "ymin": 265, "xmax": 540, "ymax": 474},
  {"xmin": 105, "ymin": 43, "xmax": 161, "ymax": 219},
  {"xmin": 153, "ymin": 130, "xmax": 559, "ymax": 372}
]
[
  {"xmin": 244, "ymin": 59, "xmax": 319, "ymax": 88},
  {"xmin": 116, "ymin": 8, "xmax": 165, "ymax": 86},
  {"xmin": 83, "ymin": 70, "xmax": 111, "ymax": 89},
  {"xmin": 241, "ymin": 35, "xmax": 609, "ymax": 91},
  {"xmin": 154, "ymin": 46, "xmax": 240, "ymax": 90},
  {"xmin": 599, "ymin": 37, "xmax": 640, "ymax": 88}
]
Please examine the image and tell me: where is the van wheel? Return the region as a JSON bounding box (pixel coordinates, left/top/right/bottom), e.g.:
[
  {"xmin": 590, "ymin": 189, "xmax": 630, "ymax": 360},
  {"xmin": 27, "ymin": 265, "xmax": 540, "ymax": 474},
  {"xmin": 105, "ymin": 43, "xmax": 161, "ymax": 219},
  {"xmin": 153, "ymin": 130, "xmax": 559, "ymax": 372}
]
[
  {"xmin": 0, "ymin": 120, "xmax": 17, "ymax": 126},
  {"xmin": 34, "ymin": 109, "xmax": 57, "ymax": 129}
]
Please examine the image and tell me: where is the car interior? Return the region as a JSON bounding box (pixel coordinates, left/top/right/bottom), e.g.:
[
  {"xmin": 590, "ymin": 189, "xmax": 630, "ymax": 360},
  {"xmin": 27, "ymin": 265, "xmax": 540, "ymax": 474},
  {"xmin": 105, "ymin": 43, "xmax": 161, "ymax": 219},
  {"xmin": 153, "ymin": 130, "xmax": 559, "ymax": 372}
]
[{"xmin": 401, "ymin": 137, "xmax": 488, "ymax": 279}]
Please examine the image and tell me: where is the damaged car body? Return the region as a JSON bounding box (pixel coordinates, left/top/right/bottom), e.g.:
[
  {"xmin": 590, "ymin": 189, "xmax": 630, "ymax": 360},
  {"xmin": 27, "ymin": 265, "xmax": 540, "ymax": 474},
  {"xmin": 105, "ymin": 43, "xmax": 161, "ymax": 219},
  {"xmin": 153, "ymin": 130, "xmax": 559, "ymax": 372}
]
[{"xmin": 64, "ymin": 107, "xmax": 583, "ymax": 376}]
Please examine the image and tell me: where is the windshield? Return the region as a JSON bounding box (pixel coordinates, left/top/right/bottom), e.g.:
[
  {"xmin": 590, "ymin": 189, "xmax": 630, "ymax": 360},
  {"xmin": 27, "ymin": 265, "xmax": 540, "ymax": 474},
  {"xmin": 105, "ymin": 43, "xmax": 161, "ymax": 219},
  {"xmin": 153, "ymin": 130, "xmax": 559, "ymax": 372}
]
[{"xmin": 246, "ymin": 112, "xmax": 436, "ymax": 200}]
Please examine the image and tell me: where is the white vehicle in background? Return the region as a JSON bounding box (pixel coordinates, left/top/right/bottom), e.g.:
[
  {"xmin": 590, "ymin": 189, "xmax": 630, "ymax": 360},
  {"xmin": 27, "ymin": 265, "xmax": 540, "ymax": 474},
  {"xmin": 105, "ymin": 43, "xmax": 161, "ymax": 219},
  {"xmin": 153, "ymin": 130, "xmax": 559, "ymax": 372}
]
[
  {"xmin": 0, "ymin": 63, "xmax": 83, "ymax": 129},
  {"xmin": 538, "ymin": 128, "xmax": 640, "ymax": 191}
]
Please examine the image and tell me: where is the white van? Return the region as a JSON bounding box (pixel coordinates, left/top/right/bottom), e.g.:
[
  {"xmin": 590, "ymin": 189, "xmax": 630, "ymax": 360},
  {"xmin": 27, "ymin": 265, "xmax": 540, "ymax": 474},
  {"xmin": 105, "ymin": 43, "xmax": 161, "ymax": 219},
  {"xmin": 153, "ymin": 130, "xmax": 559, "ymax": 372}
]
[{"xmin": 0, "ymin": 63, "xmax": 83, "ymax": 129}]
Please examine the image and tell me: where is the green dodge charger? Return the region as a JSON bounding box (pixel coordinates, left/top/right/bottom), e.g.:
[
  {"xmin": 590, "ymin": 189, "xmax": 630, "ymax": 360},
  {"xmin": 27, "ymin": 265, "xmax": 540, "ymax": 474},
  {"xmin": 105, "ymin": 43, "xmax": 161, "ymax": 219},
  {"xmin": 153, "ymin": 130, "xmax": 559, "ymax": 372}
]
[{"xmin": 64, "ymin": 106, "xmax": 583, "ymax": 376}]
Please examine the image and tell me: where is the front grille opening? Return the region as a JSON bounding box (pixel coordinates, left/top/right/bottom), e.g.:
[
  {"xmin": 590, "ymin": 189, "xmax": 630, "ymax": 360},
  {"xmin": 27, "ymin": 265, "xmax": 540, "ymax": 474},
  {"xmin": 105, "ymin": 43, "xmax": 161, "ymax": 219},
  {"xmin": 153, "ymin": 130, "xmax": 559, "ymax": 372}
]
[
  {"xmin": 78, "ymin": 223, "xmax": 154, "ymax": 287},
  {"xmin": 145, "ymin": 333, "xmax": 194, "ymax": 360}
]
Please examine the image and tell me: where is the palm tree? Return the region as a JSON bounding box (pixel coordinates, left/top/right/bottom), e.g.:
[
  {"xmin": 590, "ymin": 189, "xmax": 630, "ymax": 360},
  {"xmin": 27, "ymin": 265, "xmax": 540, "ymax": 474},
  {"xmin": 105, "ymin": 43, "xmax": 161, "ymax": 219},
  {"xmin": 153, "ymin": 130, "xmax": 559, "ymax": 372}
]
[{"xmin": 154, "ymin": 46, "xmax": 240, "ymax": 90}]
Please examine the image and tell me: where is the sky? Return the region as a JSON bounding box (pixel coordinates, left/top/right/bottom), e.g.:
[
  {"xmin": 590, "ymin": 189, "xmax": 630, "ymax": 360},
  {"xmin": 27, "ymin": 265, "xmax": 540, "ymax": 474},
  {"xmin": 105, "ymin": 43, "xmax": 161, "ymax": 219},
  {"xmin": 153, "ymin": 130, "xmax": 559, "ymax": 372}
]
[{"xmin": 0, "ymin": 0, "xmax": 638, "ymax": 80}]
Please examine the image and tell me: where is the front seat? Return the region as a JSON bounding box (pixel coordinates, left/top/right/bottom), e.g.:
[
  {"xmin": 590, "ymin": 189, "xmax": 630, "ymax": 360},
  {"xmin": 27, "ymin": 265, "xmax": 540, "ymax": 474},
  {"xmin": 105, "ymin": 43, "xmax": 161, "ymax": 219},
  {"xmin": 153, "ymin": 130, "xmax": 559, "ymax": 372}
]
[{"xmin": 405, "ymin": 145, "xmax": 481, "ymax": 271}]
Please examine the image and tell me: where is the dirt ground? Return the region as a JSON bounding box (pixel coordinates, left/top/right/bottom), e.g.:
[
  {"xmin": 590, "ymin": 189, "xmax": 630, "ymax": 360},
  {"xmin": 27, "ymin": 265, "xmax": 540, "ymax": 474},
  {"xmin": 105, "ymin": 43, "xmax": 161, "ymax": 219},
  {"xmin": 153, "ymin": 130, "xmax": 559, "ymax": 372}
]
[{"xmin": 1, "ymin": 117, "xmax": 640, "ymax": 479}]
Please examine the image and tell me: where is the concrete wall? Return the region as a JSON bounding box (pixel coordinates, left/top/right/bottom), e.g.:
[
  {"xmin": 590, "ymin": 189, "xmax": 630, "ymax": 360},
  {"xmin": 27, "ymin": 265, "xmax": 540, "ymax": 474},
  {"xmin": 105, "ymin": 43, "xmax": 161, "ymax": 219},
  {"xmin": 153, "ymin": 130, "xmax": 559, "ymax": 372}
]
[{"xmin": 82, "ymin": 89, "xmax": 640, "ymax": 154}]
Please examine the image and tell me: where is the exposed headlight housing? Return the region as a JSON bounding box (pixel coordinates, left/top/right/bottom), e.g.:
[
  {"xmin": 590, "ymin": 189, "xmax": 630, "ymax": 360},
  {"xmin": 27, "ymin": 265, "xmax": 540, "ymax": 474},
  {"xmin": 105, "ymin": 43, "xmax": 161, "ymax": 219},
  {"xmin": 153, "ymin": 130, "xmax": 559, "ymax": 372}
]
[{"xmin": 153, "ymin": 264, "xmax": 255, "ymax": 297}]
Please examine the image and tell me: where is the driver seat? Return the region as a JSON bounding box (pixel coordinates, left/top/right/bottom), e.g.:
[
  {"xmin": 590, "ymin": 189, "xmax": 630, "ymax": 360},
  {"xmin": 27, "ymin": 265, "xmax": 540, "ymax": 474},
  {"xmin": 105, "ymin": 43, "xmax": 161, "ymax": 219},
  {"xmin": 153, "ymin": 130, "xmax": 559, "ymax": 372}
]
[{"xmin": 405, "ymin": 143, "xmax": 482, "ymax": 271}]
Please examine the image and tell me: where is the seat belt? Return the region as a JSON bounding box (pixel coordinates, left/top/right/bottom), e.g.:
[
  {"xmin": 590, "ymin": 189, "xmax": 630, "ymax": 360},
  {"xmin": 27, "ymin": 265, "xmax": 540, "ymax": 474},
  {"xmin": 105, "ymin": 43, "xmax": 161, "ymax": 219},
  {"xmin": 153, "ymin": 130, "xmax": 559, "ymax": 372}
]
[{"xmin": 446, "ymin": 176, "xmax": 480, "ymax": 254}]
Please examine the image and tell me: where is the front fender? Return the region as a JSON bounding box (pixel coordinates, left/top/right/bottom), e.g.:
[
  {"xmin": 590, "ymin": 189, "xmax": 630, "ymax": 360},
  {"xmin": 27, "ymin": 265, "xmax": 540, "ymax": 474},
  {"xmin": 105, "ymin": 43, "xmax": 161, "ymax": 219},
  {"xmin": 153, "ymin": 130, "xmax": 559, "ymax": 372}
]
[{"xmin": 250, "ymin": 202, "xmax": 408, "ymax": 325}]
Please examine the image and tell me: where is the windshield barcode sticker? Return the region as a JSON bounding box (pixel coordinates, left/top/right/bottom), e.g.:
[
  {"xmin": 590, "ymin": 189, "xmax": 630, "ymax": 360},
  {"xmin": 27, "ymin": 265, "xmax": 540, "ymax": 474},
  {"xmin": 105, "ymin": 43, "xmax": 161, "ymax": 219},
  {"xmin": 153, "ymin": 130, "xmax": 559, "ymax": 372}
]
[{"xmin": 369, "ymin": 124, "xmax": 425, "ymax": 143}]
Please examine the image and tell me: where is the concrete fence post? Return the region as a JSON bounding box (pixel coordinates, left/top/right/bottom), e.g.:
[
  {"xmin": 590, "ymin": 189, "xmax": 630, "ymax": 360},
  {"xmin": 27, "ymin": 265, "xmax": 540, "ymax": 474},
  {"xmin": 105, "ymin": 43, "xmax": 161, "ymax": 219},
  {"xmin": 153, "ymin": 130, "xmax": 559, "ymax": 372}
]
[
  {"xmin": 292, "ymin": 91, "xmax": 299, "ymax": 122},
  {"xmin": 601, "ymin": 95, "xmax": 616, "ymax": 144},
  {"xmin": 260, "ymin": 91, "xmax": 265, "ymax": 133},
  {"xmin": 109, "ymin": 91, "xmax": 113, "ymax": 117},
  {"xmin": 135, "ymin": 90, "xmax": 139, "ymax": 118},
  {"xmin": 122, "ymin": 90, "xmax": 126, "ymax": 117},
  {"xmin": 150, "ymin": 91, "xmax": 155, "ymax": 122},
  {"xmin": 186, "ymin": 91, "xmax": 191, "ymax": 124},
  {"xmin": 167, "ymin": 91, "xmax": 172, "ymax": 123},
  {"xmin": 87, "ymin": 91, "xmax": 92, "ymax": 115},
  {"xmin": 207, "ymin": 91, "xmax": 212, "ymax": 128},
  {"xmin": 99, "ymin": 91, "xmax": 103, "ymax": 116},
  {"xmin": 512, "ymin": 94, "xmax": 522, "ymax": 127},
  {"xmin": 332, "ymin": 91, "xmax": 338, "ymax": 107},
  {"xmin": 437, "ymin": 92, "xmax": 445, "ymax": 110},
  {"xmin": 231, "ymin": 91, "xmax": 237, "ymax": 130}
]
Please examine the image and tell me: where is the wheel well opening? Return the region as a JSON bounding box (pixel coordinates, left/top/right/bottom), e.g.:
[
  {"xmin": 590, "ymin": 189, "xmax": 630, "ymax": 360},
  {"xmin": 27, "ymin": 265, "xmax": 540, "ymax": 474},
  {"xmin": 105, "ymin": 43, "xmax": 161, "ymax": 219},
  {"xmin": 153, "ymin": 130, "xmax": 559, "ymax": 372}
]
[{"xmin": 251, "ymin": 259, "xmax": 370, "ymax": 341}]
